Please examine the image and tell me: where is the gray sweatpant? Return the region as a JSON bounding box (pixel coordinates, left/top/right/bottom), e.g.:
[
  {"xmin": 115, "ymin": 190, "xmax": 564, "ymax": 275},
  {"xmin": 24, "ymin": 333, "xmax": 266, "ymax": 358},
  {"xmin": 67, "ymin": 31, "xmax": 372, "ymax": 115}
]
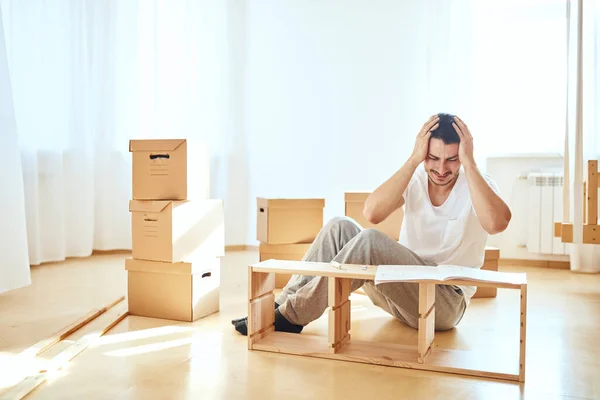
[{"xmin": 276, "ymin": 217, "xmax": 467, "ymax": 331}]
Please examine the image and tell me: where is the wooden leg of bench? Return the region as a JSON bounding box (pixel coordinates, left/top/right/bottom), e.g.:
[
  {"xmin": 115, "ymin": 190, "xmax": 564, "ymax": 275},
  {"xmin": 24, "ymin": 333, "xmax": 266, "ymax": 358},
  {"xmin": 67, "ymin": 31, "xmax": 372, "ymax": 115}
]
[
  {"xmin": 328, "ymin": 277, "xmax": 351, "ymax": 353},
  {"xmin": 588, "ymin": 160, "xmax": 598, "ymax": 225},
  {"xmin": 519, "ymin": 284, "xmax": 528, "ymax": 382},
  {"xmin": 418, "ymin": 283, "xmax": 435, "ymax": 363},
  {"xmin": 248, "ymin": 268, "xmax": 275, "ymax": 349}
]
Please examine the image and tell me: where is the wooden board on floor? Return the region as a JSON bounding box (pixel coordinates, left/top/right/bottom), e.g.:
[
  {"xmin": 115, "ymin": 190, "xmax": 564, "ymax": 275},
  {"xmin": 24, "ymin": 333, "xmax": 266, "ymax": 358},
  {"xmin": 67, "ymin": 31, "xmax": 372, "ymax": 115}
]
[
  {"xmin": 252, "ymin": 332, "xmax": 520, "ymax": 382},
  {"xmin": 17, "ymin": 296, "xmax": 125, "ymax": 360},
  {"xmin": 0, "ymin": 303, "xmax": 128, "ymax": 400}
]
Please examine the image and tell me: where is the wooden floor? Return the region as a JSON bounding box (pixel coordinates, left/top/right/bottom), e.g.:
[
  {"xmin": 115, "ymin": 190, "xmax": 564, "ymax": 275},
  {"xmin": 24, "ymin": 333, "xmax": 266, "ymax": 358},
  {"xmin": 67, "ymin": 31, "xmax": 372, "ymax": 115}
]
[{"xmin": 0, "ymin": 251, "xmax": 599, "ymax": 399}]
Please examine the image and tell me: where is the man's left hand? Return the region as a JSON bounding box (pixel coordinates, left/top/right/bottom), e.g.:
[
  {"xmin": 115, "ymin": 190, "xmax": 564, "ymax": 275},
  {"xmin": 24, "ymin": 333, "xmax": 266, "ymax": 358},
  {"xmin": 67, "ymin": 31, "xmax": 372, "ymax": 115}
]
[{"xmin": 453, "ymin": 116, "xmax": 476, "ymax": 168}]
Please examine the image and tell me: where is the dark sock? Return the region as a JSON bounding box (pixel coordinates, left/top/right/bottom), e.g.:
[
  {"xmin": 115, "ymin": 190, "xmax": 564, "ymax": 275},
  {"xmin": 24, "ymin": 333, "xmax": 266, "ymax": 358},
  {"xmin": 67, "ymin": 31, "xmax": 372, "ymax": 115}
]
[
  {"xmin": 273, "ymin": 308, "xmax": 303, "ymax": 334},
  {"xmin": 231, "ymin": 302, "xmax": 279, "ymax": 325},
  {"xmin": 233, "ymin": 304, "xmax": 303, "ymax": 336}
]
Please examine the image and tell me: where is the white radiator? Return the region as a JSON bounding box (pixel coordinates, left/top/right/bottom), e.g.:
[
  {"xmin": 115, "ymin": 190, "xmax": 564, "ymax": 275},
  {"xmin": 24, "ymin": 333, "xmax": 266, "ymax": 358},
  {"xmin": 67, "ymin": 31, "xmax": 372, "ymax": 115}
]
[{"xmin": 526, "ymin": 172, "xmax": 569, "ymax": 255}]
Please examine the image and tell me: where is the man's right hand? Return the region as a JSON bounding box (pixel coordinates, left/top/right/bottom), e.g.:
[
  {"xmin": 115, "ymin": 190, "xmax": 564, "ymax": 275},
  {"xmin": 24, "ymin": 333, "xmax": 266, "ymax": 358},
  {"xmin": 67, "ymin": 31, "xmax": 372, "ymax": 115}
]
[{"xmin": 409, "ymin": 115, "xmax": 439, "ymax": 165}]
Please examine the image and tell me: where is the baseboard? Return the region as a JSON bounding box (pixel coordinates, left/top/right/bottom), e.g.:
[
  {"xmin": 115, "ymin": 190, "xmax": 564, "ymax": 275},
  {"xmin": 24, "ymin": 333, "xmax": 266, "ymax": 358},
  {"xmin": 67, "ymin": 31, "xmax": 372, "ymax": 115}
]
[
  {"xmin": 225, "ymin": 245, "xmax": 259, "ymax": 252},
  {"xmin": 499, "ymin": 258, "xmax": 570, "ymax": 270},
  {"xmin": 92, "ymin": 249, "xmax": 132, "ymax": 256}
]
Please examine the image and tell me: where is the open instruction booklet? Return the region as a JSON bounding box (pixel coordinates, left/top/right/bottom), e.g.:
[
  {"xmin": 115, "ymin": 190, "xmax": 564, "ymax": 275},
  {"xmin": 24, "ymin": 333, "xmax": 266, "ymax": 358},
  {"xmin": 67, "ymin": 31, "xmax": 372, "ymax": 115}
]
[{"xmin": 374, "ymin": 265, "xmax": 527, "ymax": 286}]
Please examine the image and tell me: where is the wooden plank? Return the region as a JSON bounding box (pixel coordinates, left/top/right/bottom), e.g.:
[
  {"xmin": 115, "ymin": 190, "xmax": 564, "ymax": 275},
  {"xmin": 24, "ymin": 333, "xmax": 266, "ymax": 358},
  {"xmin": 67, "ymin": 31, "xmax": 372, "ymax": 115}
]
[
  {"xmin": 16, "ymin": 296, "xmax": 125, "ymax": 360},
  {"xmin": 554, "ymin": 221, "xmax": 562, "ymax": 237},
  {"xmin": 328, "ymin": 300, "xmax": 351, "ymax": 350},
  {"xmin": 253, "ymin": 260, "xmax": 527, "ymax": 288},
  {"xmin": 418, "ymin": 308, "xmax": 435, "ymax": 363},
  {"xmin": 418, "ymin": 283, "xmax": 435, "ymax": 317},
  {"xmin": 519, "ymin": 284, "xmax": 528, "ymax": 382},
  {"xmin": 328, "ymin": 277, "xmax": 351, "ymax": 308},
  {"xmin": 248, "ymin": 293, "xmax": 275, "ymax": 338},
  {"xmin": 249, "ymin": 326, "xmax": 274, "ymax": 347},
  {"xmin": 558, "ymin": 223, "xmax": 599, "ymax": 244},
  {"xmin": 1, "ymin": 305, "xmax": 128, "ymax": 400},
  {"xmin": 249, "ymin": 270, "xmax": 275, "ymax": 301},
  {"xmin": 328, "ymin": 277, "xmax": 351, "ymax": 351},
  {"xmin": 417, "ymin": 283, "xmax": 435, "ymax": 362},
  {"xmin": 252, "ymin": 332, "xmax": 520, "ymax": 382},
  {"xmin": 588, "ymin": 160, "xmax": 598, "ymax": 225}
]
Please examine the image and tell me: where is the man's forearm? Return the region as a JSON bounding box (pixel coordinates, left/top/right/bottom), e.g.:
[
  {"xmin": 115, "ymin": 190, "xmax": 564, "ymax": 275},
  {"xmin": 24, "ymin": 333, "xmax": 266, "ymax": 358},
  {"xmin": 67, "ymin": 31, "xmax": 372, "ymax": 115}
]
[
  {"xmin": 463, "ymin": 162, "xmax": 511, "ymax": 234},
  {"xmin": 363, "ymin": 157, "xmax": 420, "ymax": 224}
]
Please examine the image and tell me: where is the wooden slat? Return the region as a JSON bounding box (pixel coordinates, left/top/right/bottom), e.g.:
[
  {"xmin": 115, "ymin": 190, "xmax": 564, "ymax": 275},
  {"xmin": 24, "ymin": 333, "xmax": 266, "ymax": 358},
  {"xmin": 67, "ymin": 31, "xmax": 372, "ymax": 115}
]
[
  {"xmin": 418, "ymin": 283, "xmax": 435, "ymax": 317},
  {"xmin": 328, "ymin": 277, "xmax": 351, "ymax": 308},
  {"xmin": 252, "ymin": 332, "xmax": 520, "ymax": 382},
  {"xmin": 418, "ymin": 308, "xmax": 435, "ymax": 363},
  {"xmin": 1, "ymin": 305, "xmax": 128, "ymax": 400},
  {"xmin": 16, "ymin": 296, "xmax": 125, "ymax": 361},
  {"xmin": 249, "ymin": 270, "xmax": 275, "ymax": 301},
  {"xmin": 418, "ymin": 283, "xmax": 435, "ymax": 363},
  {"xmin": 588, "ymin": 160, "xmax": 598, "ymax": 225},
  {"xmin": 558, "ymin": 223, "xmax": 599, "ymax": 244},
  {"xmin": 328, "ymin": 300, "xmax": 350, "ymax": 350},
  {"xmin": 253, "ymin": 260, "xmax": 377, "ymax": 280},
  {"xmin": 248, "ymin": 293, "xmax": 275, "ymax": 339},
  {"xmin": 519, "ymin": 284, "xmax": 528, "ymax": 382}
]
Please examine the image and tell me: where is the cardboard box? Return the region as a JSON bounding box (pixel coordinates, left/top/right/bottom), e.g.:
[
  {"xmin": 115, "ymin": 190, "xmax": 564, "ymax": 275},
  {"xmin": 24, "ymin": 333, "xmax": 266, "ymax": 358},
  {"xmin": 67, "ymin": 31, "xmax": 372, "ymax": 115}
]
[
  {"xmin": 259, "ymin": 243, "xmax": 312, "ymax": 288},
  {"xmin": 472, "ymin": 246, "xmax": 500, "ymax": 298},
  {"xmin": 130, "ymin": 199, "xmax": 224, "ymax": 263},
  {"xmin": 344, "ymin": 192, "xmax": 404, "ymax": 241},
  {"xmin": 256, "ymin": 198, "xmax": 325, "ymax": 244},
  {"xmin": 129, "ymin": 139, "xmax": 210, "ymax": 201},
  {"xmin": 126, "ymin": 258, "xmax": 220, "ymax": 322}
]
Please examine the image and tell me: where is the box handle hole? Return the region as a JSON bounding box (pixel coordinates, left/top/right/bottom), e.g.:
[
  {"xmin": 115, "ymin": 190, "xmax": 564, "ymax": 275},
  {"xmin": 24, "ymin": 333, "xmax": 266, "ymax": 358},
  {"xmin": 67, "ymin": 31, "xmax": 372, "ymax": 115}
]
[
  {"xmin": 149, "ymin": 153, "xmax": 170, "ymax": 160},
  {"xmin": 202, "ymin": 272, "xmax": 212, "ymax": 278},
  {"xmin": 259, "ymin": 208, "xmax": 265, "ymax": 213}
]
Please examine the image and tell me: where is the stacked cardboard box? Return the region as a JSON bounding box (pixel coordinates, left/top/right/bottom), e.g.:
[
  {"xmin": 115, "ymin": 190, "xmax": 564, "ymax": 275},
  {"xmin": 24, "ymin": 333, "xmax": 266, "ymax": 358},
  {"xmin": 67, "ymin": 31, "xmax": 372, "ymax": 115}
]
[
  {"xmin": 257, "ymin": 198, "xmax": 324, "ymax": 288},
  {"xmin": 472, "ymin": 246, "xmax": 500, "ymax": 298},
  {"xmin": 344, "ymin": 192, "xmax": 404, "ymax": 241},
  {"xmin": 126, "ymin": 139, "xmax": 224, "ymax": 322}
]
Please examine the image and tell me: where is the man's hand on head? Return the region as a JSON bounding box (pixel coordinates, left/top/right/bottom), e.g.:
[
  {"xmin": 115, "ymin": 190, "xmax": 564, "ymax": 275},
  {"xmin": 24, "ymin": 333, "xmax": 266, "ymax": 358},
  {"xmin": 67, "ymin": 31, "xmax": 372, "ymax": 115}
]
[
  {"xmin": 410, "ymin": 115, "xmax": 439, "ymax": 166},
  {"xmin": 452, "ymin": 116, "xmax": 475, "ymax": 168}
]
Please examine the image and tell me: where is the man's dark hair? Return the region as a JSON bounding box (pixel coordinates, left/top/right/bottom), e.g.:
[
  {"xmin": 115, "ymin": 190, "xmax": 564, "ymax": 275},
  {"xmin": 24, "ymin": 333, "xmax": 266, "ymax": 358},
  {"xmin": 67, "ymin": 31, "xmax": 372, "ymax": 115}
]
[{"xmin": 430, "ymin": 113, "xmax": 460, "ymax": 144}]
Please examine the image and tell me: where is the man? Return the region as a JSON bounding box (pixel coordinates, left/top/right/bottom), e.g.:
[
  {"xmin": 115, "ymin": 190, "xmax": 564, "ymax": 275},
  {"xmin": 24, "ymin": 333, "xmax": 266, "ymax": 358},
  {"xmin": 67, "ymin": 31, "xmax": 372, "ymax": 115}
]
[{"xmin": 232, "ymin": 113, "xmax": 511, "ymax": 335}]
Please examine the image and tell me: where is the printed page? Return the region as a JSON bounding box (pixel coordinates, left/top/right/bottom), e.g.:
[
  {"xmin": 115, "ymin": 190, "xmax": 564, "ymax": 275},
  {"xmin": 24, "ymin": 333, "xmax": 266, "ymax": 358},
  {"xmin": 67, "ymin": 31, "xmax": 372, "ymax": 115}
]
[{"xmin": 374, "ymin": 265, "xmax": 526, "ymax": 285}]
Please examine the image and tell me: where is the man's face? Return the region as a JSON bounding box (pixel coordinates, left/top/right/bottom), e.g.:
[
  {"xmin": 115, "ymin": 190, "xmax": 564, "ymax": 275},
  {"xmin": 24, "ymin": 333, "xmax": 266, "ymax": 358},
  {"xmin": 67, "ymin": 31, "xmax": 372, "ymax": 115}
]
[{"xmin": 424, "ymin": 138, "xmax": 461, "ymax": 186}]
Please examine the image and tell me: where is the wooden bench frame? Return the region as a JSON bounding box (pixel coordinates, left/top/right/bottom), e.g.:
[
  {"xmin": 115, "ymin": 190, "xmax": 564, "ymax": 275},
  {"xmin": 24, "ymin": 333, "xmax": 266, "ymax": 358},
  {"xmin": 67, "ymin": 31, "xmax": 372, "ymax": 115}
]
[
  {"xmin": 555, "ymin": 160, "xmax": 599, "ymax": 244},
  {"xmin": 247, "ymin": 260, "xmax": 528, "ymax": 382}
]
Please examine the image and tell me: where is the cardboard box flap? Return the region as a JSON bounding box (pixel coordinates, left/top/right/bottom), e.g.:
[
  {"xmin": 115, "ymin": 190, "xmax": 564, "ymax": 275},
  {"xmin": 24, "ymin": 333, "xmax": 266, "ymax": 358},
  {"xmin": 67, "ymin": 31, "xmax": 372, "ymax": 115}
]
[
  {"xmin": 344, "ymin": 192, "xmax": 370, "ymax": 202},
  {"xmin": 129, "ymin": 139, "xmax": 186, "ymax": 152},
  {"xmin": 257, "ymin": 198, "xmax": 325, "ymax": 210},
  {"xmin": 129, "ymin": 200, "xmax": 174, "ymax": 213}
]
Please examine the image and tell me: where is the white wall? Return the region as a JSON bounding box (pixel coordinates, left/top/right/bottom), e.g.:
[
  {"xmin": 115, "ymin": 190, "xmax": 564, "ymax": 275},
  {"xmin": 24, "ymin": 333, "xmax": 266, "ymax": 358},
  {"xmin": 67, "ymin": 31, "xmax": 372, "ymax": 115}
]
[
  {"xmin": 486, "ymin": 154, "xmax": 569, "ymax": 261},
  {"xmin": 243, "ymin": 0, "xmax": 435, "ymax": 245},
  {"xmin": 0, "ymin": 7, "xmax": 30, "ymax": 293}
]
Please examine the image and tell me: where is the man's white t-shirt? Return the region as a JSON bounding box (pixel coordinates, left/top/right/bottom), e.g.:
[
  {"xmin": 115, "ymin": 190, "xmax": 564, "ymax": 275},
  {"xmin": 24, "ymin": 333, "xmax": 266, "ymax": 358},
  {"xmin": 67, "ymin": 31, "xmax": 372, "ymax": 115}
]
[{"xmin": 398, "ymin": 163, "xmax": 501, "ymax": 305}]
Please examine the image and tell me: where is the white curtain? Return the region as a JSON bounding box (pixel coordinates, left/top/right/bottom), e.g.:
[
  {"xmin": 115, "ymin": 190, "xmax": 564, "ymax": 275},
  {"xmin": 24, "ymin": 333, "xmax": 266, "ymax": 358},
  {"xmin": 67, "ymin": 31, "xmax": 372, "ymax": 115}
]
[
  {"xmin": 0, "ymin": 5, "xmax": 30, "ymax": 294},
  {"xmin": 564, "ymin": 0, "xmax": 600, "ymax": 271},
  {"xmin": 0, "ymin": 0, "xmax": 232, "ymax": 268},
  {"xmin": 420, "ymin": 0, "xmax": 567, "ymax": 169}
]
